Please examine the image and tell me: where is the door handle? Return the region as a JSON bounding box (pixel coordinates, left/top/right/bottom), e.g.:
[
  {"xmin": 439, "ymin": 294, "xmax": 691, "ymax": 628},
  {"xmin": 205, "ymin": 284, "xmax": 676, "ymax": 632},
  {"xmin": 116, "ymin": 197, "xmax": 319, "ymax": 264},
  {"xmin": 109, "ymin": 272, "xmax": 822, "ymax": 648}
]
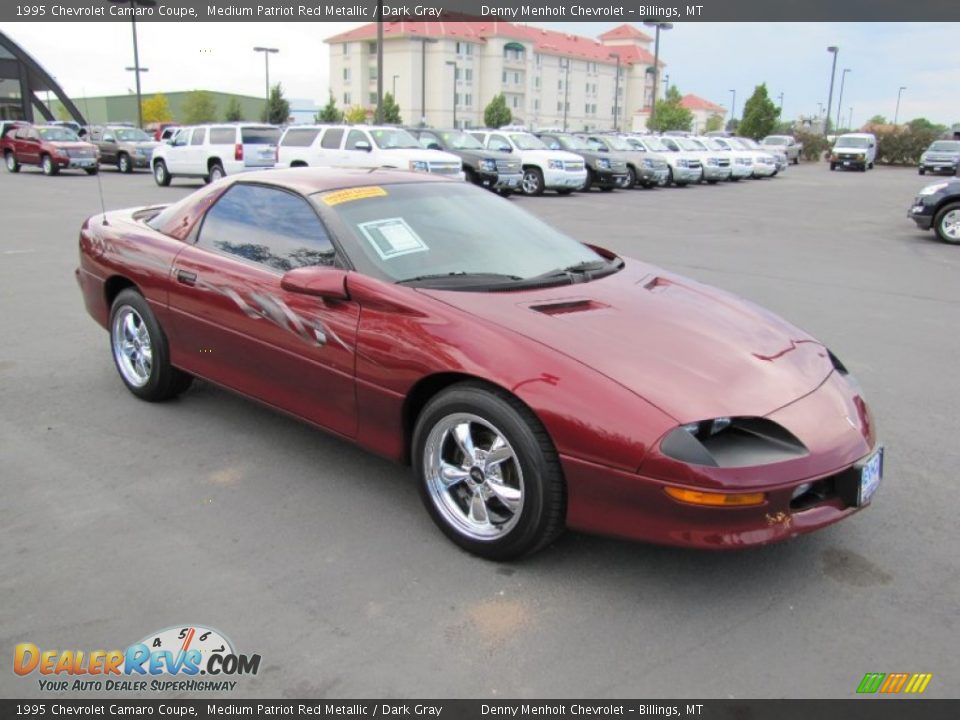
[{"xmin": 176, "ymin": 269, "xmax": 197, "ymax": 286}]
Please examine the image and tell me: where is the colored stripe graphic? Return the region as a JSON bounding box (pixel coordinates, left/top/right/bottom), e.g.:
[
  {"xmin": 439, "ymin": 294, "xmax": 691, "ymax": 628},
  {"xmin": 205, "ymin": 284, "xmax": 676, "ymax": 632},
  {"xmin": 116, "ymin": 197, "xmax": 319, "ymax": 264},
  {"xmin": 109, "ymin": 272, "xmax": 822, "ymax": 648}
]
[
  {"xmin": 880, "ymin": 673, "xmax": 909, "ymax": 693},
  {"xmin": 904, "ymin": 673, "xmax": 933, "ymax": 694},
  {"xmin": 857, "ymin": 673, "xmax": 885, "ymax": 694},
  {"xmin": 857, "ymin": 672, "xmax": 932, "ymax": 694}
]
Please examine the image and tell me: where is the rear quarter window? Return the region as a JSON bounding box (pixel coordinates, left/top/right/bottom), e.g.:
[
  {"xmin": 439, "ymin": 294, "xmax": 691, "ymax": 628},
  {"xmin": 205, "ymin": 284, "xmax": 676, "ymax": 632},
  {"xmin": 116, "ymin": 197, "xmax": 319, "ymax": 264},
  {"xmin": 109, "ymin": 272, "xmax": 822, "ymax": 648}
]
[
  {"xmin": 282, "ymin": 128, "xmax": 321, "ymax": 147},
  {"xmin": 320, "ymin": 129, "xmax": 344, "ymax": 149},
  {"xmin": 209, "ymin": 128, "xmax": 235, "ymax": 145}
]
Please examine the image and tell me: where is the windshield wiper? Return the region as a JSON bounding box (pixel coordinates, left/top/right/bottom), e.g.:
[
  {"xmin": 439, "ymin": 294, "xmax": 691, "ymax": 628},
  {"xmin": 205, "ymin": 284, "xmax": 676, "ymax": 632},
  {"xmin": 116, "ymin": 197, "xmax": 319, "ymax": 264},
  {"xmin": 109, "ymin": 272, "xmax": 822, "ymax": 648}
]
[
  {"xmin": 397, "ymin": 271, "xmax": 523, "ymax": 285},
  {"xmin": 528, "ymin": 260, "xmax": 613, "ymax": 281}
]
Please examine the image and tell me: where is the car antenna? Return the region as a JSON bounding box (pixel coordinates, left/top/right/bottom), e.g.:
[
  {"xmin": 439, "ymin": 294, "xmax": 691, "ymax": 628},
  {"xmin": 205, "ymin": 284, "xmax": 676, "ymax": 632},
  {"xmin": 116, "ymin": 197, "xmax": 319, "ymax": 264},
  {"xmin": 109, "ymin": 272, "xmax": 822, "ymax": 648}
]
[{"xmin": 94, "ymin": 161, "xmax": 109, "ymax": 226}]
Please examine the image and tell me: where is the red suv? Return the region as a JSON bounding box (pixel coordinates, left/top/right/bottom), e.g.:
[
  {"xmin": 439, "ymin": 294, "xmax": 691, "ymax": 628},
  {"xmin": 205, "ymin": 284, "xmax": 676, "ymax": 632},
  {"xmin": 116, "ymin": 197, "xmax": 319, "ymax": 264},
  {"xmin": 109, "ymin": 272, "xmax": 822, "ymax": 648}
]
[{"xmin": 2, "ymin": 124, "xmax": 100, "ymax": 175}]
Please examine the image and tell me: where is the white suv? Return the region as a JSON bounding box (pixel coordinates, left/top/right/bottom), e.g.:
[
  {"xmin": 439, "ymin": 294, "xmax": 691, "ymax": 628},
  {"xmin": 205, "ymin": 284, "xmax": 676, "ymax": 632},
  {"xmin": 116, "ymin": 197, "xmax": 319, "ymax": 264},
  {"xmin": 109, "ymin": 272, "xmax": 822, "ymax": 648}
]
[
  {"xmin": 277, "ymin": 125, "xmax": 463, "ymax": 179},
  {"xmin": 469, "ymin": 130, "xmax": 587, "ymax": 195},
  {"xmin": 152, "ymin": 123, "xmax": 280, "ymax": 186}
]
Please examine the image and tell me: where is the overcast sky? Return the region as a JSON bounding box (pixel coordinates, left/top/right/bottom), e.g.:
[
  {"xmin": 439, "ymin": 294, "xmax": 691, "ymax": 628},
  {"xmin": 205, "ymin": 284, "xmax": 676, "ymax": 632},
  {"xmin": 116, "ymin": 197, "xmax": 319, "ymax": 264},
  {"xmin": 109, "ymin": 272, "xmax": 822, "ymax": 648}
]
[{"xmin": 4, "ymin": 21, "xmax": 958, "ymax": 126}]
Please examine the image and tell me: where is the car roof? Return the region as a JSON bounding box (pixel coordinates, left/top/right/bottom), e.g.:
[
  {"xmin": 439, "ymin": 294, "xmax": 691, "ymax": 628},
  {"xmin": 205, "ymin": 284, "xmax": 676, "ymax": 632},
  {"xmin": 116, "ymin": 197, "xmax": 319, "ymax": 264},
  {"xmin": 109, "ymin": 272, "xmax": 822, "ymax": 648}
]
[{"xmin": 231, "ymin": 167, "xmax": 452, "ymax": 195}]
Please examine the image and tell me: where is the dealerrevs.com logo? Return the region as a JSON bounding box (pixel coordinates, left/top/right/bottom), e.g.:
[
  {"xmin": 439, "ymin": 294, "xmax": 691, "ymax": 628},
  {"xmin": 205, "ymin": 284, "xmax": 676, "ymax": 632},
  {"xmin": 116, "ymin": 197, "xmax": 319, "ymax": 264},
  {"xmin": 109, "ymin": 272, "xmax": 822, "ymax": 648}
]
[{"xmin": 14, "ymin": 625, "xmax": 261, "ymax": 692}]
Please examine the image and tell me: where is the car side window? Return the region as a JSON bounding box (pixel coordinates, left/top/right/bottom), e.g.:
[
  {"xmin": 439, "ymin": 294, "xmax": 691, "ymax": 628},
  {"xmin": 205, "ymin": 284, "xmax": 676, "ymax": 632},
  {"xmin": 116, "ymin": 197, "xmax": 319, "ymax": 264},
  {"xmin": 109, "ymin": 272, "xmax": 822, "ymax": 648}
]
[
  {"xmin": 489, "ymin": 134, "xmax": 510, "ymax": 151},
  {"xmin": 282, "ymin": 128, "xmax": 321, "ymax": 147},
  {"xmin": 320, "ymin": 128, "xmax": 344, "ymax": 149},
  {"xmin": 541, "ymin": 135, "xmax": 560, "ymax": 150},
  {"xmin": 190, "ymin": 128, "xmax": 206, "ymax": 146},
  {"xmin": 209, "ymin": 128, "xmax": 235, "ymax": 145},
  {"xmin": 418, "ymin": 131, "xmax": 440, "ymax": 149},
  {"xmin": 197, "ymin": 184, "xmax": 337, "ymax": 273},
  {"xmin": 172, "ymin": 130, "xmax": 189, "ymax": 147},
  {"xmin": 345, "ymin": 130, "xmax": 369, "ymax": 150}
]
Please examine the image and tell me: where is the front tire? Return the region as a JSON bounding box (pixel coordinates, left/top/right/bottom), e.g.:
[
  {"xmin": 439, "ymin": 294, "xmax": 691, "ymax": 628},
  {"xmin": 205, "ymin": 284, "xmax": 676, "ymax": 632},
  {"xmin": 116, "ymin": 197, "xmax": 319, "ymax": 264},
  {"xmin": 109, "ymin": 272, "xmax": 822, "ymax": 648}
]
[
  {"xmin": 580, "ymin": 169, "xmax": 594, "ymax": 192},
  {"xmin": 521, "ymin": 167, "xmax": 545, "ymax": 196},
  {"xmin": 919, "ymin": 167, "xmax": 926, "ymax": 175},
  {"xmin": 412, "ymin": 382, "xmax": 565, "ymax": 560},
  {"xmin": 624, "ymin": 166, "xmax": 637, "ymax": 188},
  {"xmin": 153, "ymin": 160, "xmax": 171, "ymax": 186},
  {"xmin": 118, "ymin": 153, "xmax": 133, "ymax": 174},
  {"xmin": 85, "ymin": 167, "xmax": 99, "ymax": 175},
  {"xmin": 41, "ymin": 154, "xmax": 59, "ymax": 176},
  {"xmin": 5, "ymin": 151, "xmax": 20, "ymax": 173},
  {"xmin": 109, "ymin": 289, "xmax": 193, "ymax": 401},
  {"xmin": 933, "ymin": 202, "xmax": 960, "ymax": 244}
]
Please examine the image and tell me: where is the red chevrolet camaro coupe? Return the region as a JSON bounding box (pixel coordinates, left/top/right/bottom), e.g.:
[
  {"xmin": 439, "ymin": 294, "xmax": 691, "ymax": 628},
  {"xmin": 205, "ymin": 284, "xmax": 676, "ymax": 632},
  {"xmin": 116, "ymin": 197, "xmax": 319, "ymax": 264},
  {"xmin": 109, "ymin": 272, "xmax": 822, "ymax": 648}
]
[{"xmin": 76, "ymin": 168, "xmax": 883, "ymax": 559}]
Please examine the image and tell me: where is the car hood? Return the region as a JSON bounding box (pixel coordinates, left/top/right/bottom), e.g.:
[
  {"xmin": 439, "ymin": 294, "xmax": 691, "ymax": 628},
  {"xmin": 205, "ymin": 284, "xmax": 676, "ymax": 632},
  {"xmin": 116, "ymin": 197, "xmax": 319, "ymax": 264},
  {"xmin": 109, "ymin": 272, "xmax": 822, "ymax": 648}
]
[
  {"xmin": 922, "ymin": 151, "xmax": 960, "ymax": 160},
  {"xmin": 516, "ymin": 149, "xmax": 584, "ymax": 165},
  {"xmin": 48, "ymin": 141, "xmax": 95, "ymax": 150},
  {"xmin": 419, "ymin": 259, "xmax": 833, "ymax": 423},
  {"xmin": 123, "ymin": 140, "xmax": 160, "ymax": 151},
  {"xmin": 380, "ymin": 148, "xmax": 462, "ymax": 164}
]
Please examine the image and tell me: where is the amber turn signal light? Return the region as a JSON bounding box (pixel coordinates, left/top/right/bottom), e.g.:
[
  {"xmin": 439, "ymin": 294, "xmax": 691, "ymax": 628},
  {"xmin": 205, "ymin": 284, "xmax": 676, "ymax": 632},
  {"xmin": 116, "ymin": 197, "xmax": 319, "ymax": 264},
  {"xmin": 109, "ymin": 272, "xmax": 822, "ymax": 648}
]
[{"xmin": 664, "ymin": 487, "xmax": 767, "ymax": 507}]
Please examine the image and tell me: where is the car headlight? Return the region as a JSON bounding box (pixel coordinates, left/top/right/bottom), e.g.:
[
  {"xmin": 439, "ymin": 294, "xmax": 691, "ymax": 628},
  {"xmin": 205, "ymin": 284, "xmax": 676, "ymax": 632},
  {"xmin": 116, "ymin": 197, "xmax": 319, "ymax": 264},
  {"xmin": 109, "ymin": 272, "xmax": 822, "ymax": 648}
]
[
  {"xmin": 642, "ymin": 158, "xmax": 655, "ymax": 169},
  {"xmin": 595, "ymin": 158, "xmax": 611, "ymax": 170},
  {"xmin": 548, "ymin": 159, "xmax": 564, "ymax": 170},
  {"xmin": 677, "ymin": 159, "xmax": 689, "ymax": 168},
  {"xmin": 707, "ymin": 157, "xmax": 719, "ymax": 166},
  {"xmin": 480, "ymin": 159, "xmax": 497, "ymax": 172},
  {"xmin": 409, "ymin": 160, "xmax": 429, "ymax": 172},
  {"xmin": 661, "ymin": 417, "xmax": 808, "ymax": 468},
  {"xmin": 918, "ymin": 182, "xmax": 949, "ymax": 196}
]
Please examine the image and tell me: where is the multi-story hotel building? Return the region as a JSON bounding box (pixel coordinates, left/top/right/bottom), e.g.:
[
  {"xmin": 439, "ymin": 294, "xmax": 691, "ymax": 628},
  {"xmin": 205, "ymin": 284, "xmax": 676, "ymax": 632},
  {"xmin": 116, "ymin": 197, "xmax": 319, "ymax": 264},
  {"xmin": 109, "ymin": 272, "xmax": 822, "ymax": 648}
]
[{"xmin": 325, "ymin": 22, "xmax": 665, "ymax": 131}]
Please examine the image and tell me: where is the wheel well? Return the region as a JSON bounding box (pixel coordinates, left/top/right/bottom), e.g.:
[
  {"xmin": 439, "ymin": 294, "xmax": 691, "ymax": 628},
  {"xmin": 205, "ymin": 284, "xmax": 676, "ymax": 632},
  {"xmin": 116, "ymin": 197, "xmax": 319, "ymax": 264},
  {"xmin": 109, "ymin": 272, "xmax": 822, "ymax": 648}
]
[
  {"xmin": 207, "ymin": 157, "xmax": 223, "ymax": 171},
  {"xmin": 522, "ymin": 164, "xmax": 541, "ymax": 172},
  {"xmin": 104, "ymin": 275, "xmax": 138, "ymax": 308},
  {"xmin": 401, "ymin": 372, "xmax": 536, "ymax": 466},
  {"xmin": 290, "ymin": 160, "xmax": 307, "ymax": 168}
]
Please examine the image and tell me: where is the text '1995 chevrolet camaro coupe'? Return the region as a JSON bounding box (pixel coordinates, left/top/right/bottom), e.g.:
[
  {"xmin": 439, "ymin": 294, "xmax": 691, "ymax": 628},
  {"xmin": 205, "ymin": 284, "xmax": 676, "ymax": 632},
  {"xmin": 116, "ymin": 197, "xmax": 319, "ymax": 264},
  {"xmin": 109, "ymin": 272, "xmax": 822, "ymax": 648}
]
[{"xmin": 76, "ymin": 168, "xmax": 883, "ymax": 560}]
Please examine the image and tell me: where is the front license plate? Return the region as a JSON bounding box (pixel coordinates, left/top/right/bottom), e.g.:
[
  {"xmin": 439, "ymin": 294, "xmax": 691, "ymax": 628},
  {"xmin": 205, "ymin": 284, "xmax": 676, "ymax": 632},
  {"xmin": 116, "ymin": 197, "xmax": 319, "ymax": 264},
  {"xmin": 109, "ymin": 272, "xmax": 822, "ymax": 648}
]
[
  {"xmin": 843, "ymin": 161, "xmax": 851, "ymax": 166},
  {"xmin": 859, "ymin": 448, "xmax": 884, "ymax": 505}
]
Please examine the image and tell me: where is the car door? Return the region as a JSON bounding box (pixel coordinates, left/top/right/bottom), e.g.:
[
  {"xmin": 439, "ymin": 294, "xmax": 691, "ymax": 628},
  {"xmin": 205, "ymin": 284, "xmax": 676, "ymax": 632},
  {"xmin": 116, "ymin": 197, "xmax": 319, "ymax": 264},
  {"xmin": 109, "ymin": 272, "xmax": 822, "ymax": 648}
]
[
  {"xmin": 165, "ymin": 128, "xmax": 192, "ymax": 173},
  {"xmin": 18, "ymin": 129, "xmax": 41, "ymax": 165},
  {"xmin": 313, "ymin": 127, "xmax": 344, "ymax": 167},
  {"xmin": 165, "ymin": 182, "xmax": 359, "ymax": 437},
  {"xmin": 186, "ymin": 127, "xmax": 208, "ymax": 175},
  {"xmin": 341, "ymin": 128, "xmax": 373, "ymax": 167}
]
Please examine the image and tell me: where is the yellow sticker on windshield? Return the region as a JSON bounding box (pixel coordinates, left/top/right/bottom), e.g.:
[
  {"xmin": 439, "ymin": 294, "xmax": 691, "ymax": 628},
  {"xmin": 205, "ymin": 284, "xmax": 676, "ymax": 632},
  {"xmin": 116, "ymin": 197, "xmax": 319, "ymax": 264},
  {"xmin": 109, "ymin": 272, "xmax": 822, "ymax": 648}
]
[{"xmin": 321, "ymin": 186, "xmax": 388, "ymax": 206}]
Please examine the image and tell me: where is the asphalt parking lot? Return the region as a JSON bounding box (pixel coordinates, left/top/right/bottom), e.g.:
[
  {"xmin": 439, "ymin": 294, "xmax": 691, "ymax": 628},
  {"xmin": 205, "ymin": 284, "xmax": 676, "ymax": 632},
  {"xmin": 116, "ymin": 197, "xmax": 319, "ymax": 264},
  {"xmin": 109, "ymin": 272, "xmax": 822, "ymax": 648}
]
[{"xmin": 2, "ymin": 162, "xmax": 958, "ymax": 699}]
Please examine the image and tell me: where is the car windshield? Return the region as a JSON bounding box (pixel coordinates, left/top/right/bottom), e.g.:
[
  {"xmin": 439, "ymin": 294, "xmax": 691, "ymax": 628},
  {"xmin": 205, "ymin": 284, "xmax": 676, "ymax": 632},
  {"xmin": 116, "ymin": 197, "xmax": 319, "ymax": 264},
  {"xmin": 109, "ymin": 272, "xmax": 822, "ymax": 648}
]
[
  {"xmin": 737, "ymin": 138, "xmax": 761, "ymax": 149},
  {"xmin": 703, "ymin": 138, "xmax": 729, "ymax": 151},
  {"xmin": 677, "ymin": 138, "xmax": 705, "ymax": 151},
  {"xmin": 556, "ymin": 135, "xmax": 590, "ymax": 151},
  {"xmin": 37, "ymin": 127, "xmax": 79, "ymax": 141},
  {"xmin": 726, "ymin": 138, "xmax": 748, "ymax": 150},
  {"xmin": 928, "ymin": 141, "xmax": 960, "ymax": 152},
  {"xmin": 114, "ymin": 128, "xmax": 151, "ymax": 142},
  {"xmin": 835, "ymin": 136, "xmax": 870, "ymax": 148},
  {"xmin": 436, "ymin": 131, "xmax": 484, "ymax": 150},
  {"xmin": 314, "ymin": 183, "xmax": 608, "ymax": 289},
  {"xmin": 636, "ymin": 136, "xmax": 668, "ymax": 152},
  {"xmin": 370, "ymin": 128, "xmax": 420, "ymax": 149},
  {"xmin": 762, "ymin": 137, "xmax": 789, "ymax": 145},
  {"xmin": 510, "ymin": 133, "xmax": 548, "ymax": 151},
  {"xmin": 602, "ymin": 136, "xmax": 632, "ymax": 151}
]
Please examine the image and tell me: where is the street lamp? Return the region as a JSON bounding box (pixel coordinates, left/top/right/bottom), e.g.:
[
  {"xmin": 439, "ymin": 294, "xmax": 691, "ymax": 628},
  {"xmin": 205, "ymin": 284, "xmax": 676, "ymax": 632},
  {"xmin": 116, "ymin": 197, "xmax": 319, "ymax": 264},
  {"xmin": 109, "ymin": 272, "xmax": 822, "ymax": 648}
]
[
  {"xmin": 824, "ymin": 45, "xmax": 839, "ymax": 135},
  {"xmin": 728, "ymin": 89, "xmax": 736, "ymax": 123},
  {"xmin": 836, "ymin": 68, "xmax": 850, "ymax": 131},
  {"xmin": 894, "ymin": 86, "xmax": 907, "ymax": 125},
  {"xmin": 109, "ymin": 0, "xmax": 156, "ymax": 129},
  {"xmin": 848, "ymin": 107, "xmax": 854, "ymax": 131},
  {"xmin": 415, "ymin": 36, "xmax": 438, "ymax": 126},
  {"xmin": 609, "ymin": 53, "xmax": 621, "ymax": 131},
  {"xmin": 643, "ymin": 21, "xmax": 673, "ymax": 128},
  {"xmin": 375, "ymin": 18, "xmax": 384, "ymax": 124},
  {"xmin": 663, "ymin": 73, "xmax": 670, "ymax": 94},
  {"xmin": 777, "ymin": 92, "xmax": 784, "ymax": 111},
  {"xmin": 445, "ymin": 60, "xmax": 457, "ymax": 128},
  {"xmin": 562, "ymin": 58, "xmax": 571, "ymax": 131},
  {"xmin": 253, "ymin": 47, "xmax": 279, "ymax": 121},
  {"xmin": 392, "ymin": 75, "xmax": 399, "ymax": 98}
]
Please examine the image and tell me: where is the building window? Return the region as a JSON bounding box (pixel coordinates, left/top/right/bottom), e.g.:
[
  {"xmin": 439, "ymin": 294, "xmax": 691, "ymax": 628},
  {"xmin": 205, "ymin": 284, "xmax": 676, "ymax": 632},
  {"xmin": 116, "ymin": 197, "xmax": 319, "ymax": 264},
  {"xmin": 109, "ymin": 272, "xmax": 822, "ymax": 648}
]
[
  {"xmin": 456, "ymin": 42, "xmax": 474, "ymax": 56},
  {"xmin": 368, "ymin": 42, "xmax": 377, "ymax": 54},
  {"xmin": 511, "ymin": 96, "xmax": 520, "ymax": 109},
  {"xmin": 464, "ymin": 68, "xmax": 473, "ymax": 82},
  {"xmin": 535, "ymin": 53, "xmax": 541, "ymax": 66},
  {"xmin": 369, "ymin": 92, "xmax": 377, "ymax": 105},
  {"xmin": 534, "ymin": 76, "xmax": 540, "ymax": 89},
  {"xmin": 343, "ymin": 68, "xmax": 351, "ymax": 81},
  {"xmin": 343, "ymin": 92, "xmax": 351, "ymax": 105},
  {"xmin": 514, "ymin": 72, "xmax": 521, "ymax": 85},
  {"xmin": 557, "ymin": 79, "xmax": 563, "ymax": 90},
  {"xmin": 455, "ymin": 93, "xmax": 461, "ymax": 106},
  {"xmin": 369, "ymin": 67, "xmax": 377, "ymax": 80},
  {"xmin": 534, "ymin": 99, "xmax": 540, "ymax": 110},
  {"xmin": 342, "ymin": 43, "xmax": 349, "ymax": 55},
  {"xmin": 464, "ymin": 94, "xmax": 473, "ymax": 107},
  {"xmin": 557, "ymin": 101, "xmax": 563, "ymax": 112}
]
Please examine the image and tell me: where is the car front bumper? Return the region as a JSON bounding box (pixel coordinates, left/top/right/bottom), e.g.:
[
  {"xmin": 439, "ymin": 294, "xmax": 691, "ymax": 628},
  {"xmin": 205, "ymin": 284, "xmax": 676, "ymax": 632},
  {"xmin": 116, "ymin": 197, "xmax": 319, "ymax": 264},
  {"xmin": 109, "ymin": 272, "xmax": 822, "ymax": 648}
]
[
  {"xmin": 543, "ymin": 167, "xmax": 588, "ymax": 189},
  {"xmin": 131, "ymin": 154, "xmax": 152, "ymax": 168},
  {"xmin": 730, "ymin": 163, "xmax": 753, "ymax": 178},
  {"xmin": 57, "ymin": 156, "xmax": 98, "ymax": 169},
  {"xmin": 908, "ymin": 198, "xmax": 937, "ymax": 229},
  {"xmin": 919, "ymin": 160, "xmax": 958, "ymax": 174},
  {"xmin": 702, "ymin": 165, "xmax": 732, "ymax": 181},
  {"xmin": 752, "ymin": 163, "xmax": 777, "ymax": 177},
  {"xmin": 670, "ymin": 166, "xmax": 702, "ymax": 183},
  {"xmin": 593, "ymin": 168, "xmax": 629, "ymax": 187}
]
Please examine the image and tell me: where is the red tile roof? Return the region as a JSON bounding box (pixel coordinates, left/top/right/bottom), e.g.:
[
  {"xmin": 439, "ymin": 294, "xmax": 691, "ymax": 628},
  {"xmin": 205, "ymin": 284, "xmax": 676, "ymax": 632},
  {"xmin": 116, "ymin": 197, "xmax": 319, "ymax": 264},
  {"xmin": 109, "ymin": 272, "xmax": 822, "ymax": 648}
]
[
  {"xmin": 679, "ymin": 94, "xmax": 725, "ymax": 113},
  {"xmin": 326, "ymin": 21, "xmax": 658, "ymax": 66},
  {"xmin": 598, "ymin": 24, "xmax": 653, "ymax": 42}
]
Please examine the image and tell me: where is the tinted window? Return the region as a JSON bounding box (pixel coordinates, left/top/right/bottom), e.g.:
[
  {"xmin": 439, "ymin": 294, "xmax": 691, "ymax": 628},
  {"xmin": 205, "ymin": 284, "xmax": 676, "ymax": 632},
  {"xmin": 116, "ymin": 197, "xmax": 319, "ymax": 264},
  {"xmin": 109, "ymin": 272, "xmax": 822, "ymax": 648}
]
[
  {"xmin": 418, "ymin": 131, "xmax": 440, "ymax": 149},
  {"xmin": 209, "ymin": 128, "xmax": 235, "ymax": 145},
  {"xmin": 345, "ymin": 130, "xmax": 369, "ymax": 150},
  {"xmin": 241, "ymin": 127, "xmax": 280, "ymax": 144},
  {"xmin": 198, "ymin": 184, "xmax": 336, "ymax": 272},
  {"xmin": 321, "ymin": 128, "xmax": 344, "ymax": 149},
  {"xmin": 190, "ymin": 128, "xmax": 206, "ymax": 146},
  {"xmin": 282, "ymin": 128, "xmax": 321, "ymax": 147}
]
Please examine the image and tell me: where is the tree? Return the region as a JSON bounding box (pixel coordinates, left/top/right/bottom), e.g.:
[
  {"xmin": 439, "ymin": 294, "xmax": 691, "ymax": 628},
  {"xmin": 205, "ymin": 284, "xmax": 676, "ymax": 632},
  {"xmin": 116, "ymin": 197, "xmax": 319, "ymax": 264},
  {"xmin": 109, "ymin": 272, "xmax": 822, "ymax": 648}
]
[
  {"xmin": 262, "ymin": 83, "xmax": 290, "ymax": 125},
  {"xmin": 738, "ymin": 83, "xmax": 780, "ymax": 140},
  {"xmin": 868, "ymin": 114, "xmax": 888, "ymax": 125},
  {"xmin": 142, "ymin": 93, "xmax": 173, "ymax": 124},
  {"xmin": 315, "ymin": 93, "xmax": 343, "ymax": 123},
  {"xmin": 725, "ymin": 117, "xmax": 740, "ymax": 133},
  {"xmin": 908, "ymin": 117, "xmax": 947, "ymax": 135},
  {"xmin": 705, "ymin": 113, "xmax": 724, "ymax": 133},
  {"xmin": 378, "ymin": 92, "xmax": 402, "ymax": 124},
  {"xmin": 646, "ymin": 86, "xmax": 693, "ymax": 132},
  {"xmin": 484, "ymin": 94, "xmax": 512, "ymax": 129},
  {"xmin": 344, "ymin": 105, "xmax": 368, "ymax": 124},
  {"xmin": 181, "ymin": 91, "xmax": 217, "ymax": 124},
  {"xmin": 224, "ymin": 97, "xmax": 244, "ymax": 122}
]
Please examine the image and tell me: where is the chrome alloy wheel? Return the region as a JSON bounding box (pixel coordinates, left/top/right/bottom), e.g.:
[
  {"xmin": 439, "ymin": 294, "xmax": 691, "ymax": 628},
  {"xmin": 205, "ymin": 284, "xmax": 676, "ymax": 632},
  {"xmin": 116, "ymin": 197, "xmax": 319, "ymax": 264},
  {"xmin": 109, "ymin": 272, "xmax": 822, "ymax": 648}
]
[
  {"xmin": 941, "ymin": 209, "xmax": 960, "ymax": 241},
  {"xmin": 423, "ymin": 413, "xmax": 524, "ymax": 541},
  {"xmin": 521, "ymin": 170, "xmax": 541, "ymax": 195},
  {"xmin": 112, "ymin": 306, "xmax": 153, "ymax": 388}
]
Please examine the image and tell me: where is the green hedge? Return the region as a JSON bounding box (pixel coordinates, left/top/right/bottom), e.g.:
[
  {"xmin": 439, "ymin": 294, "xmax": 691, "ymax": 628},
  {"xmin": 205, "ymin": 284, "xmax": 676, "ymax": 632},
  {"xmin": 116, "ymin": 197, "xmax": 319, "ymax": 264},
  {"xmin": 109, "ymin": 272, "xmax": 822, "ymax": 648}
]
[{"xmin": 863, "ymin": 124, "xmax": 940, "ymax": 165}]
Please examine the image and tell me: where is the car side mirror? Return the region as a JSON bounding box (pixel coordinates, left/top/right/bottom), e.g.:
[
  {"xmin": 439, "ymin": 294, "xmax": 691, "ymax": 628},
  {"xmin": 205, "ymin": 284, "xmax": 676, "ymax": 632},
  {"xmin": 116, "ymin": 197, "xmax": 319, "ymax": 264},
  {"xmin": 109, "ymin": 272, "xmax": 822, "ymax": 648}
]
[
  {"xmin": 104, "ymin": 136, "xmax": 116, "ymax": 143},
  {"xmin": 354, "ymin": 141, "xmax": 372, "ymax": 152},
  {"xmin": 280, "ymin": 266, "xmax": 349, "ymax": 300},
  {"xmin": 427, "ymin": 142, "xmax": 441, "ymax": 151}
]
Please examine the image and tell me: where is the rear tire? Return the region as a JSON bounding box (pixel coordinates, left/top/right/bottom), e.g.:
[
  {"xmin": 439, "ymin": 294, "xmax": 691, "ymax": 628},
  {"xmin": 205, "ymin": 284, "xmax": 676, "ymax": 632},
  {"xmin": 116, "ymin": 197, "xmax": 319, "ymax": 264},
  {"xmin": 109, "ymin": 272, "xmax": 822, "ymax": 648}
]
[
  {"xmin": 109, "ymin": 289, "xmax": 193, "ymax": 401},
  {"xmin": 208, "ymin": 162, "xmax": 225, "ymax": 183},
  {"xmin": 118, "ymin": 153, "xmax": 133, "ymax": 174},
  {"xmin": 4, "ymin": 151, "xmax": 19, "ymax": 173},
  {"xmin": 41, "ymin": 154, "xmax": 59, "ymax": 176},
  {"xmin": 412, "ymin": 382, "xmax": 565, "ymax": 560},
  {"xmin": 153, "ymin": 160, "xmax": 171, "ymax": 186}
]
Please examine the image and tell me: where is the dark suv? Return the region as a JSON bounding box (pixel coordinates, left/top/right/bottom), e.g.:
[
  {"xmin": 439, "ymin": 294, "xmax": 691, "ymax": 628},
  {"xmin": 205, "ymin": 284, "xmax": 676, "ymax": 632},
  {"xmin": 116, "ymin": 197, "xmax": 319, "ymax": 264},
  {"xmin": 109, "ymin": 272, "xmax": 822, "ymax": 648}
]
[
  {"xmin": 535, "ymin": 131, "xmax": 628, "ymax": 191},
  {"xmin": 88, "ymin": 125, "xmax": 159, "ymax": 173},
  {"xmin": 908, "ymin": 178, "xmax": 960, "ymax": 244},
  {"xmin": 408, "ymin": 128, "xmax": 522, "ymax": 195}
]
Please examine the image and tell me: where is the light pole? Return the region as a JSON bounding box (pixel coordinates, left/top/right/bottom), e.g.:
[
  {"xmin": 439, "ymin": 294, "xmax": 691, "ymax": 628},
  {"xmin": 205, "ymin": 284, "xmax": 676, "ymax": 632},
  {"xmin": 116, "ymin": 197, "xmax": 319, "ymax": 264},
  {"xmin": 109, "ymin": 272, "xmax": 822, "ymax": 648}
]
[
  {"xmin": 609, "ymin": 53, "xmax": 621, "ymax": 131},
  {"xmin": 663, "ymin": 73, "xmax": 670, "ymax": 94},
  {"xmin": 125, "ymin": 66, "xmax": 148, "ymax": 120},
  {"xmin": 109, "ymin": 0, "xmax": 156, "ymax": 129},
  {"xmin": 643, "ymin": 21, "xmax": 673, "ymax": 129},
  {"xmin": 777, "ymin": 92, "xmax": 784, "ymax": 111},
  {"xmin": 445, "ymin": 60, "xmax": 457, "ymax": 128},
  {"xmin": 375, "ymin": 16, "xmax": 384, "ymax": 123},
  {"xmin": 416, "ymin": 36, "xmax": 438, "ymax": 126},
  {"xmin": 824, "ymin": 45, "xmax": 839, "ymax": 135},
  {"xmin": 253, "ymin": 47, "xmax": 279, "ymax": 121},
  {"xmin": 392, "ymin": 75, "xmax": 399, "ymax": 98},
  {"xmin": 728, "ymin": 89, "xmax": 736, "ymax": 124},
  {"xmin": 562, "ymin": 59, "xmax": 570, "ymax": 131},
  {"xmin": 894, "ymin": 86, "xmax": 907, "ymax": 125},
  {"xmin": 848, "ymin": 107, "xmax": 854, "ymax": 131},
  {"xmin": 836, "ymin": 68, "xmax": 850, "ymax": 131}
]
